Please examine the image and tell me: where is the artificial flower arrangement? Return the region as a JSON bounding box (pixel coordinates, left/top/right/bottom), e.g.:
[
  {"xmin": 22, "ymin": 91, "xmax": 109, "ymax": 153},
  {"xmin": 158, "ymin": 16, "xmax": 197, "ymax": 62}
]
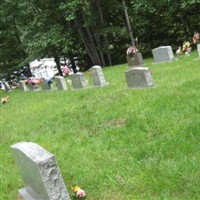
[
  {"xmin": 176, "ymin": 41, "xmax": 192, "ymax": 56},
  {"xmin": 71, "ymin": 186, "xmax": 86, "ymax": 198},
  {"xmin": 192, "ymin": 32, "xmax": 199, "ymax": 44},
  {"xmin": 182, "ymin": 41, "xmax": 192, "ymax": 56},
  {"xmin": 126, "ymin": 45, "xmax": 139, "ymax": 56}
]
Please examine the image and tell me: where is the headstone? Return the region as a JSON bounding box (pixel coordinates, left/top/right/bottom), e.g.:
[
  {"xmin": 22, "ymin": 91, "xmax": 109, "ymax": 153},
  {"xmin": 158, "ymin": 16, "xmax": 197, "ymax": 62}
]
[
  {"xmin": 70, "ymin": 72, "xmax": 88, "ymax": 90},
  {"xmin": 126, "ymin": 52, "xmax": 144, "ymax": 67},
  {"xmin": 11, "ymin": 142, "xmax": 71, "ymax": 200},
  {"xmin": 197, "ymin": 44, "xmax": 200, "ymax": 58},
  {"xmin": 90, "ymin": 65, "xmax": 108, "ymax": 87},
  {"xmin": 152, "ymin": 46, "xmax": 174, "ymax": 63},
  {"xmin": 3, "ymin": 81, "xmax": 11, "ymax": 91},
  {"xmin": 55, "ymin": 76, "xmax": 67, "ymax": 91},
  {"xmin": 125, "ymin": 67, "xmax": 154, "ymax": 88},
  {"xmin": 19, "ymin": 81, "xmax": 28, "ymax": 92},
  {"xmin": 41, "ymin": 78, "xmax": 53, "ymax": 90}
]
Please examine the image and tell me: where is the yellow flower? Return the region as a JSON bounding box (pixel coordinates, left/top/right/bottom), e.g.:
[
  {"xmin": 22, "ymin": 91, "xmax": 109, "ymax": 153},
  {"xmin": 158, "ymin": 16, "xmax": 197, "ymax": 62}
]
[{"xmin": 71, "ymin": 186, "xmax": 81, "ymax": 192}]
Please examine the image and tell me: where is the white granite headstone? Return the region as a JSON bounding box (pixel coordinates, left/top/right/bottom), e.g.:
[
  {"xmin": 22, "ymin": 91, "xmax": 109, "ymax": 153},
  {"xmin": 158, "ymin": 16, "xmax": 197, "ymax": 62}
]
[
  {"xmin": 125, "ymin": 67, "xmax": 154, "ymax": 88},
  {"xmin": 11, "ymin": 142, "xmax": 71, "ymax": 200},
  {"xmin": 19, "ymin": 81, "xmax": 28, "ymax": 92},
  {"xmin": 197, "ymin": 44, "xmax": 200, "ymax": 58},
  {"xmin": 152, "ymin": 46, "xmax": 174, "ymax": 62},
  {"xmin": 55, "ymin": 76, "xmax": 67, "ymax": 91},
  {"xmin": 90, "ymin": 66, "xmax": 108, "ymax": 87},
  {"xmin": 70, "ymin": 72, "xmax": 88, "ymax": 89}
]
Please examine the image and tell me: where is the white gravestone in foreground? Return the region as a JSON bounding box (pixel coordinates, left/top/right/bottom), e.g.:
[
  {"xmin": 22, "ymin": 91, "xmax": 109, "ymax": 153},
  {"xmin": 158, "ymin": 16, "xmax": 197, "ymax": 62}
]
[
  {"xmin": 125, "ymin": 67, "xmax": 154, "ymax": 88},
  {"xmin": 11, "ymin": 142, "xmax": 71, "ymax": 200},
  {"xmin": 90, "ymin": 65, "xmax": 108, "ymax": 87},
  {"xmin": 70, "ymin": 72, "xmax": 88, "ymax": 90},
  {"xmin": 55, "ymin": 76, "xmax": 67, "ymax": 91},
  {"xmin": 152, "ymin": 46, "xmax": 174, "ymax": 63}
]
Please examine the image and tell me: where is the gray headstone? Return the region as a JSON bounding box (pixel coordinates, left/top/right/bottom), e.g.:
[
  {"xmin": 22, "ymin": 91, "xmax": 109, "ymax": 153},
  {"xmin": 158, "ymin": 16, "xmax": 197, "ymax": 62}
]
[
  {"xmin": 11, "ymin": 142, "xmax": 71, "ymax": 200},
  {"xmin": 55, "ymin": 76, "xmax": 67, "ymax": 91},
  {"xmin": 125, "ymin": 67, "xmax": 154, "ymax": 88},
  {"xmin": 19, "ymin": 81, "xmax": 28, "ymax": 92},
  {"xmin": 126, "ymin": 52, "xmax": 144, "ymax": 67},
  {"xmin": 41, "ymin": 78, "xmax": 53, "ymax": 90},
  {"xmin": 4, "ymin": 81, "xmax": 11, "ymax": 91},
  {"xmin": 197, "ymin": 44, "xmax": 200, "ymax": 58},
  {"xmin": 70, "ymin": 72, "xmax": 88, "ymax": 90},
  {"xmin": 90, "ymin": 65, "xmax": 108, "ymax": 87},
  {"xmin": 152, "ymin": 46, "xmax": 174, "ymax": 62}
]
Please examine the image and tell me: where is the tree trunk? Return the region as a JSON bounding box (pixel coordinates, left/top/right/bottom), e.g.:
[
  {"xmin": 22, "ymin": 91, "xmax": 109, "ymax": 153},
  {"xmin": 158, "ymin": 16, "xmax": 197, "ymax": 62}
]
[
  {"xmin": 95, "ymin": 0, "xmax": 112, "ymax": 66},
  {"xmin": 122, "ymin": 0, "xmax": 135, "ymax": 46},
  {"xmin": 54, "ymin": 55, "xmax": 63, "ymax": 76}
]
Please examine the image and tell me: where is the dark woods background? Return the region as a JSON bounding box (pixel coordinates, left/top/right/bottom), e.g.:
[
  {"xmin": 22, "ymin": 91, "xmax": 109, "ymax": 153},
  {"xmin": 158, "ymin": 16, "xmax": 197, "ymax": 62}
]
[{"xmin": 0, "ymin": 0, "xmax": 199, "ymax": 74}]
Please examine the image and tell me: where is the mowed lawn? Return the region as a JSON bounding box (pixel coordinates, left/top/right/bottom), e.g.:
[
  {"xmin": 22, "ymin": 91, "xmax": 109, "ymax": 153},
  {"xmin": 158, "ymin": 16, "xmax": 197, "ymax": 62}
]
[{"xmin": 1, "ymin": 52, "xmax": 200, "ymax": 200}]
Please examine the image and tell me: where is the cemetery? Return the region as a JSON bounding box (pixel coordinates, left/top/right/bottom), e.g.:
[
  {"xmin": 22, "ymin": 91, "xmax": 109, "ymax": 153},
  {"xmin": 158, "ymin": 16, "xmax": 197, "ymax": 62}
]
[
  {"xmin": 1, "ymin": 51, "xmax": 200, "ymax": 200},
  {"xmin": 1, "ymin": 1, "xmax": 200, "ymax": 199}
]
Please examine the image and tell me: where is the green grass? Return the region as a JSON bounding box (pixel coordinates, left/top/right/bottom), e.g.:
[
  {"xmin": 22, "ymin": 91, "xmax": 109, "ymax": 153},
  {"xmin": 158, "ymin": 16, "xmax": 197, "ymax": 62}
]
[{"xmin": 1, "ymin": 52, "xmax": 200, "ymax": 199}]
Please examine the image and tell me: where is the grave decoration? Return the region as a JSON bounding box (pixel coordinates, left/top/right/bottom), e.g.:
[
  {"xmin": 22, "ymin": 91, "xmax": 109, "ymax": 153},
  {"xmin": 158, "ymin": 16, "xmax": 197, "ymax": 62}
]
[
  {"xmin": 71, "ymin": 186, "xmax": 86, "ymax": 198},
  {"xmin": 192, "ymin": 32, "xmax": 200, "ymax": 58},
  {"xmin": 126, "ymin": 44, "xmax": 144, "ymax": 67},
  {"xmin": 1, "ymin": 96, "xmax": 9, "ymax": 104},
  {"xmin": 176, "ymin": 41, "xmax": 192, "ymax": 57}
]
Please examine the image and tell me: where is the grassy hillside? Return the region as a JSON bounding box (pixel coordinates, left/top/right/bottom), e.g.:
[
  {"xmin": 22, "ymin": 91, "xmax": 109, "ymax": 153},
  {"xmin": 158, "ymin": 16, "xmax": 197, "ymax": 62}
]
[{"xmin": 1, "ymin": 52, "xmax": 200, "ymax": 200}]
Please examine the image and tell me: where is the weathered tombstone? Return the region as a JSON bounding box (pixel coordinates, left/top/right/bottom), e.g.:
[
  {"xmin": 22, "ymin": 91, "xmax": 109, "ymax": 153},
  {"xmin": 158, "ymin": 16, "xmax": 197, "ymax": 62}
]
[
  {"xmin": 41, "ymin": 78, "xmax": 54, "ymax": 90},
  {"xmin": 11, "ymin": 142, "xmax": 71, "ymax": 200},
  {"xmin": 197, "ymin": 44, "xmax": 200, "ymax": 58},
  {"xmin": 55, "ymin": 76, "xmax": 67, "ymax": 91},
  {"xmin": 19, "ymin": 81, "xmax": 28, "ymax": 92},
  {"xmin": 152, "ymin": 46, "xmax": 174, "ymax": 63},
  {"xmin": 90, "ymin": 65, "xmax": 108, "ymax": 87},
  {"xmin": 125, "ymin": 67, "xmax": 154, "ymax": 88},
  {"xmin": 126, "ymin": 52, "xmax": 144, "ymax": 67},
  {"xmin": 70, "ymin": 72, "xmax": 88, "ymax": 90}
]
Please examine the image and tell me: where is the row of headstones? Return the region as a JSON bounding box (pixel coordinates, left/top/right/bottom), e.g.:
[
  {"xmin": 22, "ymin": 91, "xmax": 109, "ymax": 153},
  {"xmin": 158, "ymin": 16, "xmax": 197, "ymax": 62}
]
[
  {"xmin": 19, "ymin": 65, "xmax": 154, "ymax": 90},
  {"xmin": 152, "ymin": 45, "xmax": 200, "ymax": 62},
  {"xmin": 19, "ymin": 65, "xmax": 109, "ymax": 92},
  {"xmin": 127, "ymin": 45, "xmax": 200, "ymax": 66}
]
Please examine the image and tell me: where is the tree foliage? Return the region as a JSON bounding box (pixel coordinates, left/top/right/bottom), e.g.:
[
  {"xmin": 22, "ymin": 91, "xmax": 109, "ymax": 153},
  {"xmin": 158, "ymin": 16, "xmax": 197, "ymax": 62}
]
[{"xmin": 0, "ymin": 0, "xmax": 199, "ymax": 74}]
